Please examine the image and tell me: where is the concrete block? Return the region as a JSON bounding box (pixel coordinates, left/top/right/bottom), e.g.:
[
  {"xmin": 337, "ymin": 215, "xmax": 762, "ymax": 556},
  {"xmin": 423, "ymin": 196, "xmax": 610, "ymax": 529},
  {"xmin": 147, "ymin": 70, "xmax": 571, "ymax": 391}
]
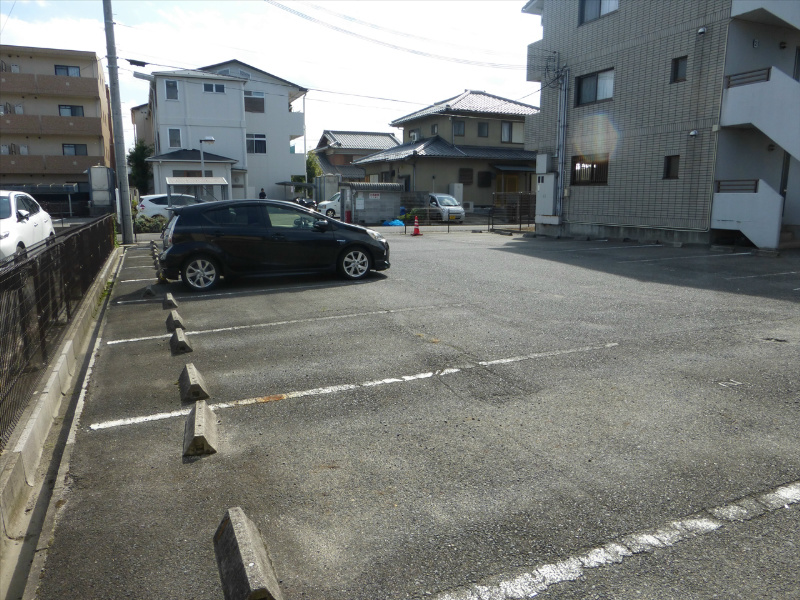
[
  {"xmin": 183, "ymin": 400, "xmax": 218, "ymax": 456},
  {"xmin": 214, "ymin": 507, "xmax": 284, "ymax": 600},
  {"xmin": 143, "ymin": 285, "xmax": 156, "ymax": 298},
  {"xmin": 53, "ymin": 354, "xmax": 71, "ymax": 395},
  {"xmin": 162, "ymin": 293, "xmax": 178, "ymax": 309},
  {"xmin": 179, "ymin": 363, "xmax": 210, "ymax": 403},
  {"xmin": 170, "ymin": 329, "xmax": 193, "ymax": 354},
  {"xmin": 14, "ymin": 401, "xmax": 49, "ymax": 485},
  {"xmin": 0, "ymin": 453, "xmax": 29, "ymax": 538},
  {"xmin": 166, "ymin": 310, "xmax": 185, "ymax": 332},
  {"xmin": 61, "ymin": 339, "xmax": 77, "ymax": 377}
]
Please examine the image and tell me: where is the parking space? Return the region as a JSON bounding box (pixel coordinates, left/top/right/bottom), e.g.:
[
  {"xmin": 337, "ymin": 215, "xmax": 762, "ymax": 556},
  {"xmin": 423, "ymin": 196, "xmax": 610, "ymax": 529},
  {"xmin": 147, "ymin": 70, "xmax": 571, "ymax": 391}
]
[{"xmin": 33, "ymin": 232, "xmax": 800, "ymax": 599}]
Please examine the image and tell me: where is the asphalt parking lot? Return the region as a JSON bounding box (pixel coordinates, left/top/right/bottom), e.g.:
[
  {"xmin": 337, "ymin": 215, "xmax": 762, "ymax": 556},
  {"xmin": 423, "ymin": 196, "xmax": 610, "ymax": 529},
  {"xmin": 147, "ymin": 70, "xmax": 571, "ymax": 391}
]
[{"xmin": 29, "ymin": 229, "xmax": 800, "ymax": 599}]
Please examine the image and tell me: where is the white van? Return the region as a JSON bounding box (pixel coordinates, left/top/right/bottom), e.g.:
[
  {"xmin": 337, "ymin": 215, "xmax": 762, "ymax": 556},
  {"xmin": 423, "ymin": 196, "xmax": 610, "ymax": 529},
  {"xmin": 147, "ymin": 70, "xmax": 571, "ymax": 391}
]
[{"xmin": 317, "ymin": 192, "xmax": 341, "ymax": 218}]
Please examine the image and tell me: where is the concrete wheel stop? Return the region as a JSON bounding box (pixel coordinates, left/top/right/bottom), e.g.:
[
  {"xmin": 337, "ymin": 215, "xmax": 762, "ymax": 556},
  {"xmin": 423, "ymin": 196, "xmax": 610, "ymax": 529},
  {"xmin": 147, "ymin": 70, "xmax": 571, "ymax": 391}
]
[
  {"xmin": 166, "ymin": 310, "xmax": 185, "ymax": 332},
  {"xmin": 179, "ymin": 363, "xmax": 210, "ymax": 403},
  {"xmin": 214, "ymin": 507, "xmax": 284, "ymax": 600},
  {"xmin": 182, "ymin": 400, "xmax": 218, "ymax": 456},
  {"xmin": 162, "ymin": 293, "xmax": 179, "ymax": 309},
  {"xmin": 170, "ymin": 329, "xmax": 193, "ymax": 354}
]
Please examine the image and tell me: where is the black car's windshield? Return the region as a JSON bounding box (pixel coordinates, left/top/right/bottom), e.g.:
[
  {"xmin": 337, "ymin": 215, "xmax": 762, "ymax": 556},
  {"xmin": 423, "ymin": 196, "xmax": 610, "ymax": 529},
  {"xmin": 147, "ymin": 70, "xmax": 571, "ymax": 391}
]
[
  {"xmin": 0, "ymin": 196, "xmax": 10, "ymax": 219},
  {"xmin": 434, "ymin": 195, "xmax": 460, "ymax": 207}
]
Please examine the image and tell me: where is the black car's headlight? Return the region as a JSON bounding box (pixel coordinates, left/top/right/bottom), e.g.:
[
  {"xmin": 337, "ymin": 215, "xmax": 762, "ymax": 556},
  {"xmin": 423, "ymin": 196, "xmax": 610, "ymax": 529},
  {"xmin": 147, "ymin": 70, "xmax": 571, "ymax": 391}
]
[{"xmin": 366, "ymin": 229, "xmax": 385, "ymax": 242}]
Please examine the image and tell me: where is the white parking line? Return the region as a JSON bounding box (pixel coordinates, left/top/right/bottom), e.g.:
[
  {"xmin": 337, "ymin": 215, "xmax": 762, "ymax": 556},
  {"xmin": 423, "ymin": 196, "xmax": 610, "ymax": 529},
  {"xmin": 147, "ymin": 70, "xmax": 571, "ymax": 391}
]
[
  {"xmin": 619, "ymin": 252, "xmax": 753, "ymax": 263},
  {"xmin": 723, "ymin": 270, "xmax": 799, "ymax": 280},
  {"xmin": 119, "ymin": 278, "xmax": 157, "ymax": 284},
  {"xmin": 114, "ymin": 281, "xmax": 368, "ymax": 304},
  {"xmin": 105, "ymin": 304, "xmax": 478, "ymax": 345},
  {"xmin": 431, "ymin": 481, "xmax": 800, "ymax": 600},
  {"xmin": 88, "ymin": 342, "xmax": 617, "ymax": 430}
]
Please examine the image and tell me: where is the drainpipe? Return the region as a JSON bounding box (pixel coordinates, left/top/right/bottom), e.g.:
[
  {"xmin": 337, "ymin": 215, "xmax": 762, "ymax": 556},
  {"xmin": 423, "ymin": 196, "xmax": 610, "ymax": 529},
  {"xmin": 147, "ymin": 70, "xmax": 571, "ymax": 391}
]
[{"xmin": 555, "ymin": 64, "xmax": 569, "ymax": 220}]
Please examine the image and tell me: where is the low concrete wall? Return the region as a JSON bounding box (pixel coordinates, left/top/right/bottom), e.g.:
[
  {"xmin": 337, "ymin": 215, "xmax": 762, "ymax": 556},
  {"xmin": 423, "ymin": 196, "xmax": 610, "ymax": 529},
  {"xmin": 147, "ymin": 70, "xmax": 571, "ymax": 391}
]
[{"xmin": 0, "ymin": 247, "xmax": 121, "ymax": 539}]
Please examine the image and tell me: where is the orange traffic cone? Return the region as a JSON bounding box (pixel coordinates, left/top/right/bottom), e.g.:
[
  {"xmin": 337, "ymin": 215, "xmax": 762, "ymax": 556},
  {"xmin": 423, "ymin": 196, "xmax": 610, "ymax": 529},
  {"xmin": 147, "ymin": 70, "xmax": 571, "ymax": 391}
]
[{"xmin": 411, "ymin": 215, "xmax": 422, "ymax": 236}]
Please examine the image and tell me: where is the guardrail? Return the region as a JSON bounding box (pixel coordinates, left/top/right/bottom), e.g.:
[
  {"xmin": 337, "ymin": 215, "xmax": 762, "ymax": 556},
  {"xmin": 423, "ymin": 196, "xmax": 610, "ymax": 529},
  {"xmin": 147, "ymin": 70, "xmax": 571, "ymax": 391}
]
[
  {"xmin": 0, "ymin": 215, "xmax": 115, "ymax": 451},
  {"xmin": 715, "ymin": 180, "xmax": 759, "ymax": 193},
  {"xmin": 725, "ymin": 68, "xmax": 771, "ymax": 89}
]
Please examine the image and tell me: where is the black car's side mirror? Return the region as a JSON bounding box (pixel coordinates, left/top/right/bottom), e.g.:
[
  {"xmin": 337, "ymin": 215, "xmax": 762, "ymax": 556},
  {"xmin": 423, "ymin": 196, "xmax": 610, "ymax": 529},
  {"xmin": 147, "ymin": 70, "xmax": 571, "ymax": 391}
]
[
  {"xmin": 313, "ymin": 220, "xmax": 330, "ymax": 232},
  {"xmin": 17, "ymin": 209, "xmax": 30, "ymax": 222}
]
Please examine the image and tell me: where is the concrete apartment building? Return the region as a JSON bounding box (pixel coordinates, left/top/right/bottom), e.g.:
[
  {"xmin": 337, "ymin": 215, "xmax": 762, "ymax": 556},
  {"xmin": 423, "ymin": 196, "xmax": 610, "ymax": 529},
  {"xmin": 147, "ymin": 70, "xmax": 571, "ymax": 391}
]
[
  {"xmin": 523, "ymin": 0, "xmax": 800, "ymax": 250},
  {"xmin": 139, "ymin": 60, "xmax": 307, "ymax": 200},
  {"xmin": 0, "ymin": 44, "xmax": 113, "ymax": 214}
]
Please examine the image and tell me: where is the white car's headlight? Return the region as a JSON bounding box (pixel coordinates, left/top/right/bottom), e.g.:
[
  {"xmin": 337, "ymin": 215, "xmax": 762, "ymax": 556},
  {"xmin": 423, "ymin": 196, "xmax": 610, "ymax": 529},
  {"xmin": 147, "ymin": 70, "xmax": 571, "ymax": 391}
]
[{"xmin": 366, "ymin": 229, "xmax": 385, "ymax": 242}]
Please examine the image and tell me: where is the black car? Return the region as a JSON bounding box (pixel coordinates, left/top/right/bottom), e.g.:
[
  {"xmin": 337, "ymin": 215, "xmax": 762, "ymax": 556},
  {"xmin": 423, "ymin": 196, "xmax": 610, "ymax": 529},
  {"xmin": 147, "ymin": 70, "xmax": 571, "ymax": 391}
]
[{"xmin": 159, "ymin": 199, "xmax": 390, "ymax": 291}]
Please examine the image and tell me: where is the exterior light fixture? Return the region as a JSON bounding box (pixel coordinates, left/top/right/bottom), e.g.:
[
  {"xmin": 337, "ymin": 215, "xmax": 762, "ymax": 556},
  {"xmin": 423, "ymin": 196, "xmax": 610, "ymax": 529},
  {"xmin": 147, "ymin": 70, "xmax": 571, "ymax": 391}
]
[{"xmin": 689, "ymin": 130, "xmax": 698, "ymax": 136}]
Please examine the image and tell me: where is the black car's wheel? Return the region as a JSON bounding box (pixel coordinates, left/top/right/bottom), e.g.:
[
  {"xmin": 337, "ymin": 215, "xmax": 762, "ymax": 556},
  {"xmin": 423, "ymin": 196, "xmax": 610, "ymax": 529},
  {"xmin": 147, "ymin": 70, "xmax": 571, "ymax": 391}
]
[
  {"xmin": 326, "ymin": 209, "xmax": 336, "ymax": 218},
  {"xmin": 181, "ymin": 255, "xmax": 220, "ymax": 291},
  {"xmin": 338, "ymin": 247, "xmax": 371, "ymax": 280}
]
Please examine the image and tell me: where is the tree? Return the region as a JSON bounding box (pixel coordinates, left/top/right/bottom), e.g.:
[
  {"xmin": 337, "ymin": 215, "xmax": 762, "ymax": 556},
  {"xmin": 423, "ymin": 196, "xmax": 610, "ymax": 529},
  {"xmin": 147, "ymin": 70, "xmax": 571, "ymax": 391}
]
[
  {"xmin": 306, "ymin": 152, "xmax": 323, "ymax": 184},
  {"xmin": 127, "ymin": 140, "xmax": 154, "ymax": 195}
]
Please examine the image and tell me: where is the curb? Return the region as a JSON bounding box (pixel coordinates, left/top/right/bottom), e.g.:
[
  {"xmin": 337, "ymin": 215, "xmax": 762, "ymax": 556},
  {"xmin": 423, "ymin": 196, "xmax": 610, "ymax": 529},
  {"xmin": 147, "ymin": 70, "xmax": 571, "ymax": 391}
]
[{"xmin": 0, "ymin": 246, "xmax": 122, "ymax": 542}]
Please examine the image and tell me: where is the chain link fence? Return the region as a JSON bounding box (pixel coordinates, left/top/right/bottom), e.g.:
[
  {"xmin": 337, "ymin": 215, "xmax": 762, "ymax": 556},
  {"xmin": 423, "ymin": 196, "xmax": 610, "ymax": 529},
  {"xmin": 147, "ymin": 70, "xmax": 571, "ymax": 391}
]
[{"xmin": 0, "ymin": 215, "xmax": 115, "ymax": 452}]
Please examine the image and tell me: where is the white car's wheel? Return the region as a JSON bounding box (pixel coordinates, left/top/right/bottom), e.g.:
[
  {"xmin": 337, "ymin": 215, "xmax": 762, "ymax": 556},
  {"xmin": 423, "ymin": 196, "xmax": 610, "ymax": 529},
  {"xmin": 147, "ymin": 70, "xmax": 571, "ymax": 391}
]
[{"xmin": 326, "ymin": 209, "xmax": 336, "ymax": 218}]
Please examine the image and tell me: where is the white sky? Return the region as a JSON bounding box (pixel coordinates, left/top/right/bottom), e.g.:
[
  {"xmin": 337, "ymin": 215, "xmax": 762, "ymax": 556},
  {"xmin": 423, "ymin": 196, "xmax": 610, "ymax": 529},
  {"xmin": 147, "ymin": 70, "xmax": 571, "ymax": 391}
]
[{"xmin": 0, "ymin": 0, "xmax": 543, "ymax": 152}]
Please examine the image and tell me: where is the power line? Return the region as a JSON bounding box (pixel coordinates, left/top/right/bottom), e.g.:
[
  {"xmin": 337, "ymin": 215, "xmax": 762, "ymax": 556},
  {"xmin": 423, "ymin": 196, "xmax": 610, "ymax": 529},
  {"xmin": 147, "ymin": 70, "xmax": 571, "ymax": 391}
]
[
  {"xmin": 300, "ymin": 0, "xmax": 522, "ymax": 59},
  {"xmin": 263, "ymin": 0, "xmax": 526, "ymax": 70}
]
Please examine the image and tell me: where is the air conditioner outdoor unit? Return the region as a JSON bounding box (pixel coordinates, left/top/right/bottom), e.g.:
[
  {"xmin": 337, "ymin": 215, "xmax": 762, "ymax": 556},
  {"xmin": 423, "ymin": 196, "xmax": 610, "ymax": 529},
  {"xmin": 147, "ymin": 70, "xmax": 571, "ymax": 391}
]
[
  {"xmin": 410, "ymin": 132, "xmax": 418, "ymax": 142},
  {"xmin": 14, "ymin": 104, "xmax": 24, "ymax": 115},
  {"xmin": 11, "ymin": 64, "xmax": 20, "ymax": 73},
  {"xmin": 20, "ymin": 144, "xmax": 28, "ymax": 155}
]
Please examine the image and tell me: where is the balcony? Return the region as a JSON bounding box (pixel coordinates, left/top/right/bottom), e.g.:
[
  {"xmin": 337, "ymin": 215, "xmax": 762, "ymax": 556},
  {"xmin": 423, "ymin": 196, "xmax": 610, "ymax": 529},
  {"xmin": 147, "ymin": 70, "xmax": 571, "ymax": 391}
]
[
  {"xmin": 711, "ymin": 179, "xmax": 784, "ymax": 249},
  {"xmin": 0, "ymin": 154, "xmax": 103, "ymax": 175},
  {"xmin": 732, "ymin": 0, "xmax": 800, "ymax": 30},
  {"xmin": 1, "ymin": 113, "xmax": 102, "ymax": 136},
  {"xmin": 720, "ymin": 67, "xmax": 800, "ymax": 160},
  {"xmin": 286, "ymin": 111, "xmax": 304, "ymax": 140},
  {"xmin": 0, "ymin": 71, "xmax": 100, "ymax": 98}
]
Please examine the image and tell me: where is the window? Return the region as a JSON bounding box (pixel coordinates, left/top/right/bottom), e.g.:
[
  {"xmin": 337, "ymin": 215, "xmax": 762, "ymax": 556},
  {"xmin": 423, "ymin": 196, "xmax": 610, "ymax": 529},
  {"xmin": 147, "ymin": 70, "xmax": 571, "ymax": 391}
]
[
  {"xmin": 62, "ymin": 144, "xmax": 88, "ymax": 156},
  {"xmin": 54, "ymin": 65, "xmax": 80, "ymax": 77},
  {"xmin": 478, "ymin": 122, "xmax": 489, "ymax": 137},
  {"xmin": 663, "ymin": 155, "xmax": 680, "ymax": 179},
  {"xmin": 168, "ymin": 128, "xmax": 181, "ymax": 148},
  {"xmin": 671, "ymin": 56, "xmax": 687, "ymax": 83},
  {"xmin": 165, "ymin": 80, "xmax": 178, "ymax": 100},
  {"xmin": 477, "ymin": 171, "xmax": 493, "ymax": 188},
  {"xmin": 453, "ymin": 120, "xmax": 465, "ymax": 136},
  {"xmin": 431, "ymin": 124, "xmax": 438, "ymax": 135},
  {"xmin": 459, "ymin": 168, "xmax": 474, "ymax": 185},
  {"xmin": 266, "ymin": 205, "xmax": 314, "ymax": 229},
  {"xmin": 173, "ymin": 169, "xmax": 211, "ymax": 177},
  {"xmin": 571, "ymin": 154, "xmax": 609, "ymax": 185},
  {"xmin": 204, "ymin": 83, "xmax": 226, "ymax": 93},
  {"xmin": 501, "ymin": 121, "xmax": 524, "ymax": 143},
  {"xmin": 576, "ymin": 69, "xmax": 614, "ymax": 105},
  {"xmin": 59, "ymin": 105, "xmax": 84, "ymax": 117},
  {"xmin": 244, "ymin": 91, "xmax": 265, "ymax": 113},
  {"xmin": 580, "ymin": 0, "xmax": 619, "ymax": 24},
  {"xmin": 203, "ymin": 204, "xmax": 264, "ymax": 227},
  {"xmin": 247, "ymin": 133, "xmax": 266, "ymax": 154}
]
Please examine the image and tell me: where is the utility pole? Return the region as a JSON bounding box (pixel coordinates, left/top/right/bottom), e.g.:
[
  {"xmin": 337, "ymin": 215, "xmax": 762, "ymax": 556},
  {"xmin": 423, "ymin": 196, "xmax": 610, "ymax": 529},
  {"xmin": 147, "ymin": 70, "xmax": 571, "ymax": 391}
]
[{"xmin": 103, "ymin": 0, "xmax": 134, "ymax": 244}]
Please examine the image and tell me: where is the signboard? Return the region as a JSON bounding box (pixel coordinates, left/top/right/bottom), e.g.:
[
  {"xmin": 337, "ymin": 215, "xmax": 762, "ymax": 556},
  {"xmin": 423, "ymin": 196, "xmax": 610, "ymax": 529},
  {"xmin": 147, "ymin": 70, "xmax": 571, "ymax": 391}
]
[
  {"xmin": 356, "ymin": 196, "xmax": 365, "ymax": 210},
  {"xmin": 369, "ymin": 193, "xmax": 381, "ymax": 200}
]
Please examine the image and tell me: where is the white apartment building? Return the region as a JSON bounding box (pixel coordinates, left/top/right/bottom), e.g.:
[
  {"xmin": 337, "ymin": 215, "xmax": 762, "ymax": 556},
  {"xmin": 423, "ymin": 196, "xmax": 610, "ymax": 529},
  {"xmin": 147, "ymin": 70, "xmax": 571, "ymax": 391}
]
[{"xmin": 141, "ymin": 60, "xmax": 307, "ymax": 200}]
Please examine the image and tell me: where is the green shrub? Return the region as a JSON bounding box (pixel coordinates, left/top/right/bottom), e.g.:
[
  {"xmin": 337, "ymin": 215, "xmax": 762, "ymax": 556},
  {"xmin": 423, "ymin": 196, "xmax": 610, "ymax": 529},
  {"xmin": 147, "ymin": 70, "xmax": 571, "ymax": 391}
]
[{"xmin": 134, "ymin": 214, "xmax": 168, "ymax": 233}]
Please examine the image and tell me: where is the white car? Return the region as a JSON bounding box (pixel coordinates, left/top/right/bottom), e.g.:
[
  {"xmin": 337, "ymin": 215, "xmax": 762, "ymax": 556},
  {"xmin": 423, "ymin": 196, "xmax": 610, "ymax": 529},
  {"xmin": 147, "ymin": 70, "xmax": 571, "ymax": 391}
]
[
  {"xmin": 428, "ymin": 193, "xmax": 465, "ymax": 223},
  {"xmin": 0, "ymin": 190, "xmax": 55, "ymax": 259},
  {"xmin": 137, "ymin": 194, "xmax": 203, "ymax": 219},
  {"xmin": 316, "ymin": 192, "xmax": 341, "ymax": 218}
]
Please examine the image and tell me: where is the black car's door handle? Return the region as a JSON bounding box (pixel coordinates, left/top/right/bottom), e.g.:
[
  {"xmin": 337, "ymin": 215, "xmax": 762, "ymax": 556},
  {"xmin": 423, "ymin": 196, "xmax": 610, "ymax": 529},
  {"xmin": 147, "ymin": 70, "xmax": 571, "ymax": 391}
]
[{"xmin": 270, "ymin": 234, "xmax": 287, "ymax": 241}]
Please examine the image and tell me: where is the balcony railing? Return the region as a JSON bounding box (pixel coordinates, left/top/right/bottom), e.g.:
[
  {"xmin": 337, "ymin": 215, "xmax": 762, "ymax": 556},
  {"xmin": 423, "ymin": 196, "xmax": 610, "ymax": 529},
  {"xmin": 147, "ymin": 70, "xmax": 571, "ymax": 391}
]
[
  {"xmin": 715, "ymin": 179, "xmax": 759, "ymax": 193},
  {"xmin": 725, "ymin": 68, "xmax": 771, "ymax": 88}
]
